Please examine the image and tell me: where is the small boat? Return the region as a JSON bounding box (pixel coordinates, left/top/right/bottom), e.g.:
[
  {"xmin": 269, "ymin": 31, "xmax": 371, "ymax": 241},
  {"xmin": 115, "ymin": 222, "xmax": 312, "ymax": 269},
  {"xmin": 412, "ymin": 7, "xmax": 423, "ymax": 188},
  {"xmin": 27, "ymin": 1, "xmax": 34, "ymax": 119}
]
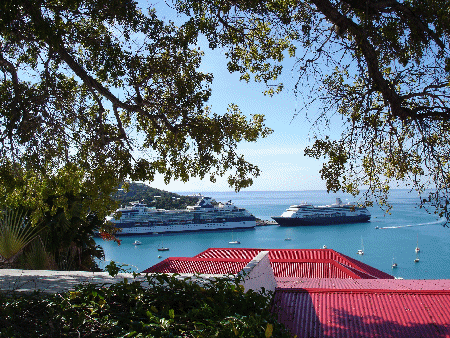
[
  {"xmin": 133, "ymin": 240, "xmax": 142, "ymax": 245},
  {"xmin": 322, "ymin": 245, "xmax": 327, "ymax": 249},
  {"xmin": 415, "ymin": 234, "xmax": 420, "ymax": 253},
  {"xmin": 229, "ymin": 231, "xmax": 240, "ymax": 244},
  {"xmin": 392, "ymin": 255, "xmax": 397, "ymax": 268},
  {"xmin": 375, "ymin": 226, "xmax": 379, "ymax": 229},
  {"xmin": 157, "ymin": 235, "xmax": 168, "ymax": 251},
  {"xmin": 285, "ymin": 238, "xmax": 292, "ymax": 241},
  {"xmin": 158, "ymin": 255, "xmax": 162, "ymax": 258},
  {"xmin": 357, "ymin": 237, "xmax": 364, "ymax": 255},
  {"xmin": 414, "ymin": 257, "xmax": 420, "ymax": 263}
]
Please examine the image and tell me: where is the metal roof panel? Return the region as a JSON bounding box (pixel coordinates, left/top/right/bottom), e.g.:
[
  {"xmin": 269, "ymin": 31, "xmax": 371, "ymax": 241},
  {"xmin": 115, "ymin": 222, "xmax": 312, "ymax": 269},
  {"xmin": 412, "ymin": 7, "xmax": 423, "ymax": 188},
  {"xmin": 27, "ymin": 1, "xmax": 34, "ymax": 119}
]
[
  {"xmin": 142, "ymin": 257, "xmax": 249, "ymax": 274},
  {"xmin": 191, "ymin": 248, "xmax": 393, "ymax": 279},
  {"xmin": 273, "ymin": 289, "xmax": 450, "ymax": 338},
  {"xmin": 276, "ymin": 278, "xmax": 450, "ymax": 291}
]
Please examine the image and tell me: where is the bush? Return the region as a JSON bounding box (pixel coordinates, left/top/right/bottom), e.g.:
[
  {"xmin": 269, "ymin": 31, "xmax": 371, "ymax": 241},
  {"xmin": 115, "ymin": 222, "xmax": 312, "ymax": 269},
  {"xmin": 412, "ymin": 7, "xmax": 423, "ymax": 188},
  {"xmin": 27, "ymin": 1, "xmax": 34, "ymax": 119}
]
[{"xmin": 0, "ymin": 273, "xmax": 291, "ymax": 337}]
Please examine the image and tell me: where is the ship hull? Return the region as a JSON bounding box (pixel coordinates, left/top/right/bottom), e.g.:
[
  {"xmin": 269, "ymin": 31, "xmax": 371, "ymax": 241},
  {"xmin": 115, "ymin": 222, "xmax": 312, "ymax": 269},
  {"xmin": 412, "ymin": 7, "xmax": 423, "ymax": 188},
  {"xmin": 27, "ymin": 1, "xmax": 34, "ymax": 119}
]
[
  {"xmin": 109, "ymin": 219, "xmax": 256, "ymax": 235},
  {"xmin": 272, "ymin": 215, "xmax": 370, "ymax": 226}
]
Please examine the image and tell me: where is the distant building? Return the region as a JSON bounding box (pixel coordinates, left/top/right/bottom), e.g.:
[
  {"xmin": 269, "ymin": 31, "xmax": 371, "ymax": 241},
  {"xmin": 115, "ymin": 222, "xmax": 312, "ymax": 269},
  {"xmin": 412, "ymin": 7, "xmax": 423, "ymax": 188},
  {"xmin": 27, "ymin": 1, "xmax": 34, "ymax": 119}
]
[{"xmin": 143, "ymin": 248, "xmax": 450, "ymax": 337}]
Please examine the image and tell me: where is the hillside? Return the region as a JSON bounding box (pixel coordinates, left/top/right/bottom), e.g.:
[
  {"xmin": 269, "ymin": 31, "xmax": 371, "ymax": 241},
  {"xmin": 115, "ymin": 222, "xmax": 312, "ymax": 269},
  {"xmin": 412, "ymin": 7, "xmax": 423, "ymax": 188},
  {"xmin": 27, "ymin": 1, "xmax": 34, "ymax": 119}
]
[{"xmin": 111, "ymin": 182, "xmax": 200, "ymax": 210}]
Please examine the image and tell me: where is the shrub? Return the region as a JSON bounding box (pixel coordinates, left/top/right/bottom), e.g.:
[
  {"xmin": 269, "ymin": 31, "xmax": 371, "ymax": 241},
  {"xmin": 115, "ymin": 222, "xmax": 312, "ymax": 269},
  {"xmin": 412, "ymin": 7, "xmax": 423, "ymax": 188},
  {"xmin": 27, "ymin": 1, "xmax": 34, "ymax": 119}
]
[{"xmin": 0, "ymin": 273, "xmax": 292, "ymax": 337}]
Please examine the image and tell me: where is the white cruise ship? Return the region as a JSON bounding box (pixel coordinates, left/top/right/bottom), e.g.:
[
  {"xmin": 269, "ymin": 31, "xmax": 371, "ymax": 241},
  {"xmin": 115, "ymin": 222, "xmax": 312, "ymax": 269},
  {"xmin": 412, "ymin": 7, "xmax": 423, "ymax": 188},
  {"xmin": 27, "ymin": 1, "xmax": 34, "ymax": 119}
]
[
  {"xmin": 105, "ymin": 197, "xmax": 256, "ymax": 235},
  {"xmin": 272, "ymin": 198, "xmax": 370, "ymax": 226}
]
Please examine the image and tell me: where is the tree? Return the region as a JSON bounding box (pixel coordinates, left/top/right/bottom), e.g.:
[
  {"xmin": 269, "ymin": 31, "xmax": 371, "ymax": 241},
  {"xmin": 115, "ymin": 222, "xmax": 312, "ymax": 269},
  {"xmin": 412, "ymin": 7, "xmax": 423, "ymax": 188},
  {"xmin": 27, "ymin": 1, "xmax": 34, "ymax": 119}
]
[
  {"xmin": 0, "ymin": 1, "xmax": 272, "ymax": 224},
  {"xmin": 175, "ymin": 0, "xmax": 450, "ymax": 215}
]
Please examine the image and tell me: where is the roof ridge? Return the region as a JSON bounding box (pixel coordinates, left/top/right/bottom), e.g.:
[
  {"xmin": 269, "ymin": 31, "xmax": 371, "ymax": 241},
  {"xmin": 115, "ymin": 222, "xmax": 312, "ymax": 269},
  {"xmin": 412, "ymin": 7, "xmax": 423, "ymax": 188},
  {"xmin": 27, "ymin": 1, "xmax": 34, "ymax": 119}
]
[{"xmin": 275, "ymin": 288, "xmax": 450, "ymax": 295}]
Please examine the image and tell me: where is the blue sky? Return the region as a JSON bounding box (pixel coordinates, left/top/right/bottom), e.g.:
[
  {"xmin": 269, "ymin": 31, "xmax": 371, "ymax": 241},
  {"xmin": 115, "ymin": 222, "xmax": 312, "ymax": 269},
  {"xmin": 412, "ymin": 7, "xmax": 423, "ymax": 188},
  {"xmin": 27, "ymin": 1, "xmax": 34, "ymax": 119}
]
[{"xmin": 147, "ymin": 1, "xmax": 334, "ymax": 192}]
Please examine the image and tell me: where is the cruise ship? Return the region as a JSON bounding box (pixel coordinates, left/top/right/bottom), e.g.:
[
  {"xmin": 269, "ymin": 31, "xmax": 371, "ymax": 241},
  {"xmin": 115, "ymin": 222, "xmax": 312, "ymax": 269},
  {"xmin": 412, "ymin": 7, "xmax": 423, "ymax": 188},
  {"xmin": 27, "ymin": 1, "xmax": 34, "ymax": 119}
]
[
  {"xmin": 272, "ymin": 198, "xmax": 370, "ymax": 226},
  {"xmin": 105, "ymin": 197, "xmax": 256, "ymax": 235}
]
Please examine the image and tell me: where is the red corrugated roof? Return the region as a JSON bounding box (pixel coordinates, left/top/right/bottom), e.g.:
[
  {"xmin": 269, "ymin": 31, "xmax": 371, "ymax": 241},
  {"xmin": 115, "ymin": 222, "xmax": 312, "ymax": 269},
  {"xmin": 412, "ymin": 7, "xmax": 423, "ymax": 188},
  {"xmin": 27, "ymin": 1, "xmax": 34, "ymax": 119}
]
[
  {"xmin": 141, "ymin": 248, "xmax": 448, "ymax": 337},
  {"xmin": 333, "ymin": 251, "xmax": 395, "ymax": 279},
  {"xmin": 271, "ymin": 260, "xmax": 363, "ymax": 279},
  {"xmin": 191, "ymin": 248, "xmax": 393, "ymax": 279},
  {"xmin": 142, "ymin": 257, "xmax": 250, "ymax": 274},
  {"xmin": 194, "ymin": 248, "xmax": 262, "ymax": 260},
  {"xmin": 273, "ymin": 288, "xmax": 450, "ymax": 338},
  {"xmin": 276, "ymin": 278, "xmax": 450, "ymax": 290}
]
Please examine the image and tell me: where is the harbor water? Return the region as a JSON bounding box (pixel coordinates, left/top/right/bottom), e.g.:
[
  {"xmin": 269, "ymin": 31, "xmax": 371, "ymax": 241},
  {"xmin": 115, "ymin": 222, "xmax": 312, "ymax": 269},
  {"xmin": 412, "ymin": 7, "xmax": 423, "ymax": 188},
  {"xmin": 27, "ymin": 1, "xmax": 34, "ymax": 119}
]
[{"xmin": 96, "ymin": 190, "xmax": 450, "ymax": 279}]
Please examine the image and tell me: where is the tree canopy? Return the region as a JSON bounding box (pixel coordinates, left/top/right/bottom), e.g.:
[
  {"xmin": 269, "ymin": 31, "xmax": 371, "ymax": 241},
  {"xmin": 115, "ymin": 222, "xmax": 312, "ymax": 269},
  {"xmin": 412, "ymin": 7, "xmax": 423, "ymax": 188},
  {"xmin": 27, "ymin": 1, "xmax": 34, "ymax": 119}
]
[
  {"xmin": 176, "ymin": 0, "xmax": 450, "ymax": 215},
  {"xmin": 0, "ymin": 0, "xmax": 272, "ymax": 223},
  {"xmin": 2, "ymin": 0, "xmax": 450, "ymax": 220}
]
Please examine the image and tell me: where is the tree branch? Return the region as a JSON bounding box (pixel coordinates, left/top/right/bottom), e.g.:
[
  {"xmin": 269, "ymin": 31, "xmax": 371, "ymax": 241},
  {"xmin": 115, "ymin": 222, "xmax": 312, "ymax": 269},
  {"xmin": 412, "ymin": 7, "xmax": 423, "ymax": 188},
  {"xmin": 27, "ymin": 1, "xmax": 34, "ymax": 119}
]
[
  {"xmin": 21, "ymin": 0, "xmax": 179, "ymax": 134},
  {"xmin": 311, "ymin": 0, "xmax": 430, "ymax": 121}
]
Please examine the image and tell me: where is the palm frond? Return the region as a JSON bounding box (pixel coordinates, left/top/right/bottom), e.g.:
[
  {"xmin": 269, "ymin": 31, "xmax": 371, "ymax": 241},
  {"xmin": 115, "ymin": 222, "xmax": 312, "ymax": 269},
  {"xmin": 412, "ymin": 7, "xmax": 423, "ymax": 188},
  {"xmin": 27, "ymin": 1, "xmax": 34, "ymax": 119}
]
[
  {"xmin": 22, "ymin": 236, "xmax": 56, "ymax": 270},
  {"xmin": 0, "ymin": 209, "xmax": 42, "ymax": 262}
]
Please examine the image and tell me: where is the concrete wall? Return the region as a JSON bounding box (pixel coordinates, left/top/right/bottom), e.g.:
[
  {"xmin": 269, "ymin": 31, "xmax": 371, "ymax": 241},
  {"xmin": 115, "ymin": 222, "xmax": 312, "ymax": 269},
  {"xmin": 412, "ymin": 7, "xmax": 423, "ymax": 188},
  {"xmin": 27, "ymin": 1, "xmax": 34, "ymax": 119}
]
[
  {"xmin": 237, "ymin": 251, "xmax": 277, "ymax": 294},
  {"xmin": 0, "ymin": 252, "xmax": 277, "ymax": 295}
]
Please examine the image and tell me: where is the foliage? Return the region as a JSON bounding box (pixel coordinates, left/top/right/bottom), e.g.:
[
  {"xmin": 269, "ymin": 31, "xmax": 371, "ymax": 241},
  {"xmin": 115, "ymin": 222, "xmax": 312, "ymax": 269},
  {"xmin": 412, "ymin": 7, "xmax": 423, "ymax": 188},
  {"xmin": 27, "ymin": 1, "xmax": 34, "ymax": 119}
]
[
  {"xmin": 0, "ymin": 208, "xmax": 42, "ymax": 264},
  {"xmin": 0, "ymin": 0, "xmax": 272, "ymax": 269},
  {"xmin": 0, "ymin": 0, "xmax": 272, "ymax": 213},
  {"xmin": 0, "ymin": 188, "xmax": 105, "ymax": 271},
  {"xmin": 0, "ymin": 273, "xmax": 291, "ymax": 337},
  {"xmin": 19, "ymin": 236, "xmax": 57, "ymax": 270},
  {"xmin": 176, "ymin": 0, "xmax": 450, "ymax": 215},
  {"xmin": 0, "ymin": 0, "xmax": 276, "ymax": 273},
  {"xmin": 0, "ymin": 159, "xmax": 109, "ymax": 270},
  {"xmin": 103, "ymin": 260, "xmax": 128, "ymax": 277},
  {"xmin": 37, "ymin": 197, "xmax": 105, "ymax": 271}
]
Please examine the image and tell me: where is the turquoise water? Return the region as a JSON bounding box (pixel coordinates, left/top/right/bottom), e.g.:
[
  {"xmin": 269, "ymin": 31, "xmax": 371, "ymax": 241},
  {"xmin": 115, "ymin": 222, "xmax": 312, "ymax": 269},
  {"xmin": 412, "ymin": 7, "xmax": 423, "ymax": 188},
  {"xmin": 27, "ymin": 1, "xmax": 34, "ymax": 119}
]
[{"xmin": 96, "ymin": 190, "xmax": 450, "ymax": 279}]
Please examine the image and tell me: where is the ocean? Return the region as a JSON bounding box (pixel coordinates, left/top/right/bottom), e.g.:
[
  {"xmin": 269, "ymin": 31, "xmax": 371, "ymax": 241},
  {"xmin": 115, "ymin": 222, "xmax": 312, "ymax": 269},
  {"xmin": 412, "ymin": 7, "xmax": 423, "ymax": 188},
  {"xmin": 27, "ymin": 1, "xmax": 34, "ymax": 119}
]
[{"xmin": 95, "ymin": 190, "xmax": 450, "ymax": 279}]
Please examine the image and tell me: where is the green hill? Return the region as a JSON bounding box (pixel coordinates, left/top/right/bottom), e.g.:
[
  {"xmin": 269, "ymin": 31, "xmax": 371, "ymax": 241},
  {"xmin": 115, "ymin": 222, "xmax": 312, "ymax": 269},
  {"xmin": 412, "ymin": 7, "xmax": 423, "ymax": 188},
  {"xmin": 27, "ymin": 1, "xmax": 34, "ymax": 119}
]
[{"xmin": 111, "ymin": 182, "xmax": 200, "ymax": 210}]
